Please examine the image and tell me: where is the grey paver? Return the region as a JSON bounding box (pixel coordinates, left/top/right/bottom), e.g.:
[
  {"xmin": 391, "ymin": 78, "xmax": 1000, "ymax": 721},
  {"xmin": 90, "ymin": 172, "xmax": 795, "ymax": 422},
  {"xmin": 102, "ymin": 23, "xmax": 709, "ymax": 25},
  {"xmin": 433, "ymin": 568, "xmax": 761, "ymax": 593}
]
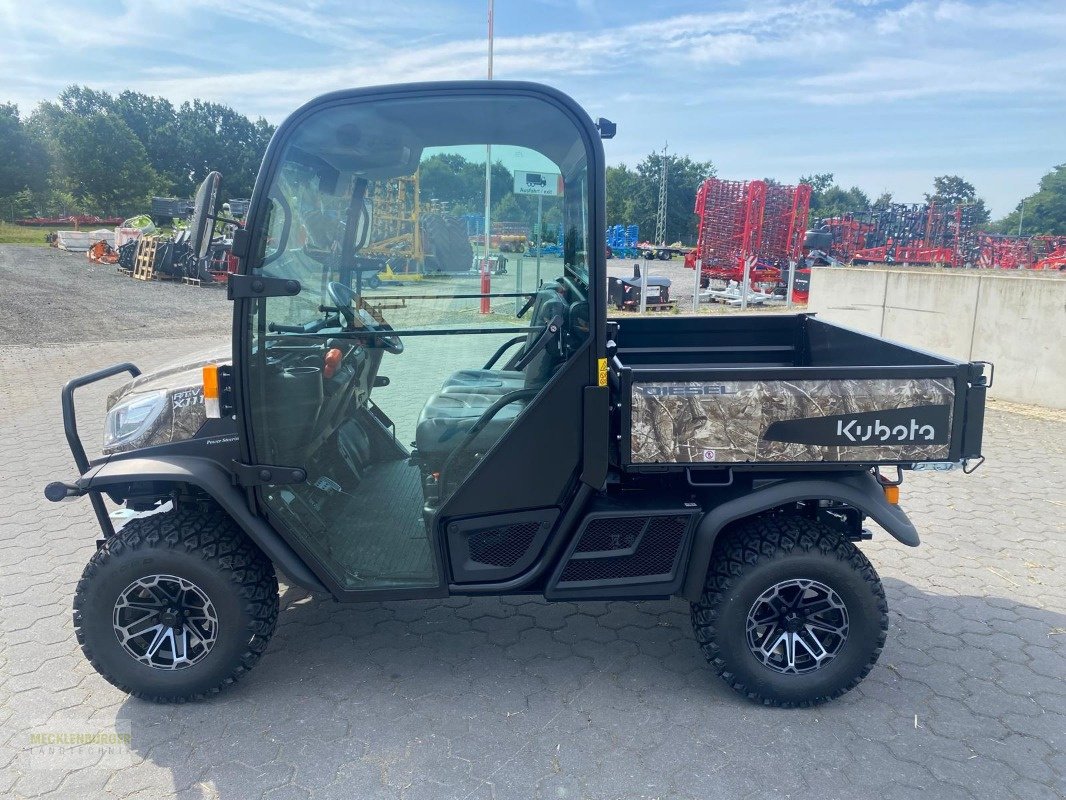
[{"xmin": 1, "ymin": 248, "xmax": 1064, "ymax": 799}]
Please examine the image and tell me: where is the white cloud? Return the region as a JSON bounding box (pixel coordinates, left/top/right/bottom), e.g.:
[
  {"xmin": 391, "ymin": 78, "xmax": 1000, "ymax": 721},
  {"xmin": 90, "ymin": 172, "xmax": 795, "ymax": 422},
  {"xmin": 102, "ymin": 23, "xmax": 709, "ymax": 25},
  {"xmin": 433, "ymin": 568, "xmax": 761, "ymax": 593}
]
[{"xmin": 2, "ymin": 0, "xmax": 1062, "ymax": 213}]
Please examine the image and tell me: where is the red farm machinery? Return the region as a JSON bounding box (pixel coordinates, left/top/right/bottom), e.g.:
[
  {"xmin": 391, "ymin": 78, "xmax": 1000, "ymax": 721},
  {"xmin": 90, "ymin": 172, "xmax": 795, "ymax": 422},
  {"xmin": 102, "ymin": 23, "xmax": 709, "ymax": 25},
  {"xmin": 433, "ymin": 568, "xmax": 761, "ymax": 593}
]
[
  {"xmin": 811, "ymin": 203, "xmax": 1063, "ymax": 272},
  {"xmin": 685, "ymin": 178, "xmax": 811, "ymax": 300}
]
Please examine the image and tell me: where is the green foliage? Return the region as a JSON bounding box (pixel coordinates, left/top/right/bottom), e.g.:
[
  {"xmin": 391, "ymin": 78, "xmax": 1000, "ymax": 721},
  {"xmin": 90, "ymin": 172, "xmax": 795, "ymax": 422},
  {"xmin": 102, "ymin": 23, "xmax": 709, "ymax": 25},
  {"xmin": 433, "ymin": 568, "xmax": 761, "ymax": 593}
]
[
  {"xmin": 606, "ymin": 154, "xmax": 714, "ymax": 245},
  {"xmin": 800, "ymin": 172, "xmax": 871, "ymax": 220},
  {"xmin": 0, "ymin": 104, "xmax": 48, "ymax": 210},
  {"xmin": 420, "ymin": 154, "xmax": 514, "ymax": 216},
  {"xmin": 33, "ymin": 102, "xmax": 161, "ymax": 214},
  {"xmin": 925, "ymin": 174, "xmax": 990, "ymax": 224},
  {"xmin": 173, "ymin": 99, "xmax": 274, "ymax": 198},
  {"xmin": 418, "ymin": 153, "xmax": 563, "ymax": 238},
  {"xmin": 996, "ymin": 164, "xmax": 1066, "ymax": 235},
  {"xmin": 605, "ymin": 164, "xmax": 638, "ymax": 229},
  {"xmin": 2, "ymin": 85, "xmax": 274, "ymax": 218}
]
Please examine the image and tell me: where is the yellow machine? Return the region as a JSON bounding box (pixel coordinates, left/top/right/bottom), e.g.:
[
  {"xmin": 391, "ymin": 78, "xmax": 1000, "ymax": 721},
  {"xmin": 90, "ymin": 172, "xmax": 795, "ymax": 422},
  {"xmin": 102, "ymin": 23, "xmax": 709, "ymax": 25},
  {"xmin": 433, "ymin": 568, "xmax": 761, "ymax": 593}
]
[{"xmin": 364, "ymin": 173, "xmax": 425, "ymax": 281}]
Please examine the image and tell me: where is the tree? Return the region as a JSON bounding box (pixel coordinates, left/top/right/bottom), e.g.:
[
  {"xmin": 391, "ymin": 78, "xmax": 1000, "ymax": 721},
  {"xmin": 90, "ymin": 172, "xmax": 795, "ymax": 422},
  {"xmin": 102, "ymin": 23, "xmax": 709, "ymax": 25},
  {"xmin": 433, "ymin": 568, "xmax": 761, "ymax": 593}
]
[
  {"xmin": 800, "ymin": 173, "xmax": 871, "ymax": 220},
  {"xmin": 997, "ymin": 164, "xmax": 1066, "ymax": 235},
  {"xmin": 605, "ymin": 164, "xmax": 637, "ymax": 228},
  {"xmin": 799, "ymin": 172, "xmax": 835, "ymax": 196},
  {"xmin": 925, "ymin": 174, "xmax": 990, "ymax": 224},
  {"xmin": 616, "ymin": 152, "xmax": 714, "ymax": 245},
  {"xmin": 113, "ymin": 91, "xmax": 182, "ymax": 192},
  {"xmin": 30, "ymin": 103, "xmax": 162, "ymax": 216},
  {"xmin": 174, "ymin": 100, "xmax": 274, "ymax": 199},
  {"xmin": 0, "ymin": 104, "xmax": 48, "ymax": 203},
  {"xmin": 419, "ymin": 154, "xmax": 515, "ymax": 217}
]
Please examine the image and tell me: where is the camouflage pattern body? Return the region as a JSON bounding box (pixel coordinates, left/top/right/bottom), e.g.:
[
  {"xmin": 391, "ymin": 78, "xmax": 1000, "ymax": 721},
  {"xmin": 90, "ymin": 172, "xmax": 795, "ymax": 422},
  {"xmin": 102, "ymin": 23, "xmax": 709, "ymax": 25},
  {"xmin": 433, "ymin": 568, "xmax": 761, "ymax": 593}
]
[
  {"xmin": 102, "ymin": 348, "xmax": 229, "ymax": 454},
  {"xmin": 630, "ymin": 378, "xmax": 955, "ymax": 464}
]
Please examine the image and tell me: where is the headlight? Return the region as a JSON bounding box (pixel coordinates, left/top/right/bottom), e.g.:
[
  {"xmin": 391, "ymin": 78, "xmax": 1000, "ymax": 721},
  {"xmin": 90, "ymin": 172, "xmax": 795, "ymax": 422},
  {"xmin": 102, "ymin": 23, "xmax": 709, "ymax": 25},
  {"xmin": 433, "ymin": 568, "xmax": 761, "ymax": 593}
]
[{"xmin": 104, "ymin": 390, "xmax": 168, "ymax": 450}]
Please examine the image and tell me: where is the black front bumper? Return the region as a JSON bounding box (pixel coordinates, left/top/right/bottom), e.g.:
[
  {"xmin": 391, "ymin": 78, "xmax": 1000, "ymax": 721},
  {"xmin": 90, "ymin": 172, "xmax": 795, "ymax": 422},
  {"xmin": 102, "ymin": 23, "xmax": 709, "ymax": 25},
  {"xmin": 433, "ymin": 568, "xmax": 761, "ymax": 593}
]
[{"xmin": 45, "ymin": 362, "xmax": 141, "ymax": 538}]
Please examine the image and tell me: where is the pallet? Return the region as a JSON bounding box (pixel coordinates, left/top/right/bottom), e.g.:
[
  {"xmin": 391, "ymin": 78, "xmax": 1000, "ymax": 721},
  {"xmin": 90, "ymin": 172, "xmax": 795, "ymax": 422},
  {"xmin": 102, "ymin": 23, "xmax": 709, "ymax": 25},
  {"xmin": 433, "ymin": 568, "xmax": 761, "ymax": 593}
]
[
  {"xmin": 642, "ymin": 301, "xmax": 677, "ymax": 312},
  {"xmin": 131, "ymin": 237, "xmax": 158, "ymax": 281},
  {"xmin": 182, "ymin": 276, "xmax": 202, "ymax": 287}
]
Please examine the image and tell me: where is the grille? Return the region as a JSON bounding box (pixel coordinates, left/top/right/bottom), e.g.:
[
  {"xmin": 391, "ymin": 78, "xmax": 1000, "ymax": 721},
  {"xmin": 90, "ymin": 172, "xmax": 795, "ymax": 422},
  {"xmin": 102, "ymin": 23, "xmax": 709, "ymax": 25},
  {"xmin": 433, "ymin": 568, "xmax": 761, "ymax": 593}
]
[
  {"xmin": 468, "ymin": 522, "xmax": 541, "ymax": 567},
  {"xmin": 560, "ymin": 515, "xmax": 688, "ymax": 583},
  {"xmin": 574, "ymin": 516, "xmax": 647, "ymax": 554}
]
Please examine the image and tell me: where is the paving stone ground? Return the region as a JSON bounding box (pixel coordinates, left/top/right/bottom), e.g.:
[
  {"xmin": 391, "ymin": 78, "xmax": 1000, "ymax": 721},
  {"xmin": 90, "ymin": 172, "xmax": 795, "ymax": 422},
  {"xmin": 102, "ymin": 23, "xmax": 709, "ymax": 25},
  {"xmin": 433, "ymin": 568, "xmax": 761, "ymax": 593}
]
[{"xmin": 0, "ymin": 264, "xmax": 1063, "ymax": 798}]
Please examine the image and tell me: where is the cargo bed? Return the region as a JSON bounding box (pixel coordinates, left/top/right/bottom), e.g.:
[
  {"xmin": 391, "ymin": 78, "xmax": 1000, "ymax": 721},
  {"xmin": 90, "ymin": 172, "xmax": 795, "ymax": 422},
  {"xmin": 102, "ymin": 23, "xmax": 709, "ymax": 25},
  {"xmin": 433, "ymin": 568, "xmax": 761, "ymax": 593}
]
[{"xmin": 607, "ymin": 314, "xmax": 988, "ymax": 469}]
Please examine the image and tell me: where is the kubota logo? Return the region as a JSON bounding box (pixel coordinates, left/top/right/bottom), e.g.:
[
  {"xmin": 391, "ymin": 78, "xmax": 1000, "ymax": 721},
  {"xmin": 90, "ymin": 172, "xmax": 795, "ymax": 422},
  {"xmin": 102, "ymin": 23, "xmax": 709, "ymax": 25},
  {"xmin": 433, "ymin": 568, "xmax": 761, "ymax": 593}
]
[
  {"xmin": 837, "ymin": 418, "xmax": 936, "ymax": 443},
  {"xmin": 762, "ymin": 405, "xmax": 951, "ymax": 447}
]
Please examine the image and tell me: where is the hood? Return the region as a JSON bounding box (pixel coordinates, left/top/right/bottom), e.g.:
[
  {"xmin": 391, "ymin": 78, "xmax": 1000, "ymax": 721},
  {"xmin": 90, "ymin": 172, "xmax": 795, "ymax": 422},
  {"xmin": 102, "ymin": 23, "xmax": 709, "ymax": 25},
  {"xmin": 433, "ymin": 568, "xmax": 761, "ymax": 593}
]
[
  {"xmin": 106, "ymin": 347, "xmax": 232, "ymax": 410},
  {"xmin": 103, "ymin": 347, "xmax": 231, "ymax": 455}
]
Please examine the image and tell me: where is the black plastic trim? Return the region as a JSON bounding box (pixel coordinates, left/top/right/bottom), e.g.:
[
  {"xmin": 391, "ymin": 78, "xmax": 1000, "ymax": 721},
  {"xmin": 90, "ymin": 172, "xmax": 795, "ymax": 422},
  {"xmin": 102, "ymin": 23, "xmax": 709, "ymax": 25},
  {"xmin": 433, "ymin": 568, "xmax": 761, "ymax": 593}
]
[
  {"xmin": 680, "ymin": 471, "xmax": 919, "ymax": 601},
  {"xmin": 447, "ymin": 508, "xmax": 558, "ymax": 583},
  {"xmin": 545, "ymin": 503, "xmax": 701, "ymax": 600},
  {"xmin": 449, "ymin": 482, "xmax": 593, "ymax": 594},
  {"xmin": 231, "ymin": 462, "xmax": 307, "ymax": 487},
  {"xmin": 581, "ymin": 386, "xmax": 609, "ymax": 489},
  {"xmin": 227, "ymin": 275, "xmax": 301, "ymax": 300},
  {"xmin": 84, "ymin": 456, "xmax": 327, "ymax": 593}
]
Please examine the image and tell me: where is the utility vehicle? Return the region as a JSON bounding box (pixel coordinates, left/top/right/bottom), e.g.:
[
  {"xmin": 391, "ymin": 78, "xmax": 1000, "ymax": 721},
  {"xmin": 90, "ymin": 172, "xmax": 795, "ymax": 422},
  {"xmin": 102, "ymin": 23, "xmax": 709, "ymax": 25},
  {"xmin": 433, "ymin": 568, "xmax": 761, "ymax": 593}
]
[{"xmin": 47, "ymin": 82, "xmax": 989, "ymax": 706}]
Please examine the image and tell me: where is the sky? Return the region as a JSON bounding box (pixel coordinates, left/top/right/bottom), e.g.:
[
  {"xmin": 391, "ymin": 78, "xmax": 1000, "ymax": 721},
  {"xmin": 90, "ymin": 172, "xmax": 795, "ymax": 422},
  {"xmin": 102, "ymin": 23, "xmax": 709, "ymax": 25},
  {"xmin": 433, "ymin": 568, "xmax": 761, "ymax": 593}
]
[{"xmin": 2, "ymin": 0, "xmax": 1063, "ymax": 217}]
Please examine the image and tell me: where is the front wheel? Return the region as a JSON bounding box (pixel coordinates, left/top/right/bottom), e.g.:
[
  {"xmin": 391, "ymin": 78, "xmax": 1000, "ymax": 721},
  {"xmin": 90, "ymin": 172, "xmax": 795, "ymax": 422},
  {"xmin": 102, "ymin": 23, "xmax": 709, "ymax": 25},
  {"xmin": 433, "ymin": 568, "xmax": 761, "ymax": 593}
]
[
  {"xmin": 691, "ymin": 515, "xmax": 887, "ymax": 707},
  {"xmin": 73, "ymin": 508, "xmax": 279, "ymax": 703}
]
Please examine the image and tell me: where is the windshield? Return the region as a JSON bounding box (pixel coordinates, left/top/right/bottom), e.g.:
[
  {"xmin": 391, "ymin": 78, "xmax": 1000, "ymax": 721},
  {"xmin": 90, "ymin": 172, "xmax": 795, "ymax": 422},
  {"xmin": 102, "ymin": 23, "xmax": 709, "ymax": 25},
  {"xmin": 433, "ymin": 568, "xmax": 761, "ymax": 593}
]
[{"xmin": 253, "ymin": 93, "xmax": 591, "ymax": 329}]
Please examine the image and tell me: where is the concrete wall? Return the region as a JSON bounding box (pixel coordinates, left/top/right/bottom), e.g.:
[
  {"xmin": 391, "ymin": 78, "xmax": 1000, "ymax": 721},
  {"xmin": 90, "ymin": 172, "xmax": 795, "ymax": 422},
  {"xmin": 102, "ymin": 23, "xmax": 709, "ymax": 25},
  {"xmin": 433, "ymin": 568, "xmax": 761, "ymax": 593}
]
[{"xmin": 808, "ymin": 267, "xmax": 1066, "ymax": 408}]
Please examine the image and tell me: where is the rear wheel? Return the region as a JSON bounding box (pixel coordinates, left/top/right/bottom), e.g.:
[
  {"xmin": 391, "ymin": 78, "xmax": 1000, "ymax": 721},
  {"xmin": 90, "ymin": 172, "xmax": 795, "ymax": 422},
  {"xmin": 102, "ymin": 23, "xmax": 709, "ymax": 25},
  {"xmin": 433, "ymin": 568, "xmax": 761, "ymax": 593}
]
[
  {"xmin": 73, "ymin": 508, "xmax": 279, "ymax": 703},
  {"xmin": 691, "ymin": 515, "xmax": 887, "ymax": 707}
]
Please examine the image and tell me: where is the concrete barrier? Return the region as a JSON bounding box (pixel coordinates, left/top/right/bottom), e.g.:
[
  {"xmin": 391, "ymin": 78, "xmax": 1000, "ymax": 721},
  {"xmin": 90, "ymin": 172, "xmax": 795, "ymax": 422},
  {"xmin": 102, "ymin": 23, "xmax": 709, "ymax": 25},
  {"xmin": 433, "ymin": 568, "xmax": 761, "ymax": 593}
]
[{"xmin": 808, "ymin": 266, "xmax": 1066, "ymax": 409}]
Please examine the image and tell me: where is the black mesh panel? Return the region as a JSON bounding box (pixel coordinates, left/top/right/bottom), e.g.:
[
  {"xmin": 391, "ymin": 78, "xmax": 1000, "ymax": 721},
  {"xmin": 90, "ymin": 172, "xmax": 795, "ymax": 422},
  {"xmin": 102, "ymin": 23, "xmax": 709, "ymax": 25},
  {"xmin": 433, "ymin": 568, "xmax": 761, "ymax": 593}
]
[
  {"xmin": 574, "ymin": 516, "xmax": 647, "ymax": 553},
  {"xmin": 560, "ymin": 515, "xmax": 688, "ymax": 583},
  {"xmin": 468, "ymin": 522, "xmax": 541, "ymax": 567}
]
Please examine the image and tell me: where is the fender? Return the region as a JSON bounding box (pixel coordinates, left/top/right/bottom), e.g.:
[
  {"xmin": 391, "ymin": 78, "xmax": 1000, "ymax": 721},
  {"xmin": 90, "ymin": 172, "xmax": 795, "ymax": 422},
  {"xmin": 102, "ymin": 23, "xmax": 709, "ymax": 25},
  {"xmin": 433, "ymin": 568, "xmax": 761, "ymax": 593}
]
[
  {"xmin": 85, "ymin": 455, "xmax": 328, "ymax": 594},
  {"xmin": 681, "ymin": 471, "xmax": 917, "ymax": 601}
]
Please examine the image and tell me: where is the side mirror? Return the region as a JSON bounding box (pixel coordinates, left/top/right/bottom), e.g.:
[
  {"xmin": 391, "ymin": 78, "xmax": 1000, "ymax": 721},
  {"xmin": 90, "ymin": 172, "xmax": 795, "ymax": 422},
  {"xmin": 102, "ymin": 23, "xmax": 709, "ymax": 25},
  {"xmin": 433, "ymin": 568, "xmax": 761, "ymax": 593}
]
[{"xmin": 189, "ymin": 171, "xmax": 222, "ymax": 260}]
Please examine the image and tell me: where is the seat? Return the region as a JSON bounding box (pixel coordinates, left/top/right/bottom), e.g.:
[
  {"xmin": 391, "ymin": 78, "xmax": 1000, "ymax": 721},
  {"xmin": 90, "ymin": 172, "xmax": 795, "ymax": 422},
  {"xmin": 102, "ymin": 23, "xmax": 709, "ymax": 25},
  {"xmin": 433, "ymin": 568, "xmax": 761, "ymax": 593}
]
[
  {"xmin": 438, "ymin": 286, "xmax": 565, "ymax": 394},
  {"xmin": 415, "ymin": 390, "xmax": 524, "ymax": 458},
  {"xmin": 415, "ymin": 289, "xmax": 569, "ymax": 465},
  {"xmin": 441, "ymin": 368, "xmax": 524, "ymax": 393}
]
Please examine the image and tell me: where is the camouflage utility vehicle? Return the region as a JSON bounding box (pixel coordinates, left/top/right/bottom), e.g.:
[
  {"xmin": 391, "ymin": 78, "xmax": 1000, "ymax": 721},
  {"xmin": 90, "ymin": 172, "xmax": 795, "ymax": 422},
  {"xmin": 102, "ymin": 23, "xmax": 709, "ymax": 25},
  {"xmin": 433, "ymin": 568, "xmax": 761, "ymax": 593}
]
[{"xmin": 47, "ymin": 82, "xmax": 989, "ymax": 706}]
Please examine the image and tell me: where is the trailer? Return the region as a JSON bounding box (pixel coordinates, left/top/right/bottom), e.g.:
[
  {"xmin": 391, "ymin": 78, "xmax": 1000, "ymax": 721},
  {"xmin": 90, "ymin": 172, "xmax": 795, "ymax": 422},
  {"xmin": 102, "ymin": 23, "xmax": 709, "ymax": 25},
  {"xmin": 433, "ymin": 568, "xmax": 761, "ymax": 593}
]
[{"xmin": 149, "ymin": 196, "xmax": 192, "ymax": 225}]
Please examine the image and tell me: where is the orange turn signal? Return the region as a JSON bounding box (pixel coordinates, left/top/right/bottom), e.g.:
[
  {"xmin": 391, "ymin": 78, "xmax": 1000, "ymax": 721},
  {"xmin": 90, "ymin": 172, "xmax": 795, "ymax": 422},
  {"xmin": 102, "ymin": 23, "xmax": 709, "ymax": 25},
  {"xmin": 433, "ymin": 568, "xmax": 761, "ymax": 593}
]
[
  {"xmin": 203, "ymin": 364, "xmax": 221, "ymax": 418},
  {"xmin": 883, "ymin": 484, "xmax": 900, "ymax": 505}
]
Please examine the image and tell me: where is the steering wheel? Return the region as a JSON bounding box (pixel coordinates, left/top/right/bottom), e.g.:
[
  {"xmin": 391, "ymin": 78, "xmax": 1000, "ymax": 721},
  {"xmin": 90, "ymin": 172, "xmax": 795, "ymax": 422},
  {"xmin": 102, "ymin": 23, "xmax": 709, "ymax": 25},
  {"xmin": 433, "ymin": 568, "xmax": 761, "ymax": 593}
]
[{"xmin": 327, "ymin": 281, "xmax": 403, "ymax": 354}]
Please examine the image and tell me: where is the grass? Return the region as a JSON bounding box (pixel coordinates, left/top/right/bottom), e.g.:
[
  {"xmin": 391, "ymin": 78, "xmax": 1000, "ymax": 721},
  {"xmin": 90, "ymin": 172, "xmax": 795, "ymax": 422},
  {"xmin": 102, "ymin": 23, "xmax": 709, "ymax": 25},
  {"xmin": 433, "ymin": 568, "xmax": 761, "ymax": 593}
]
[{"xmin": 0, "ymin": 222, "xmax": 70, "ymax": 246}]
